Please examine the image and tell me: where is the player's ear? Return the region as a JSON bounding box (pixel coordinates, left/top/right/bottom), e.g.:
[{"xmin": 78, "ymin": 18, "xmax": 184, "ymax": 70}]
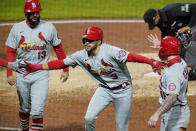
[{"xmin": 98, "ymin": 40, "xmax": 102, "ymax": 45}]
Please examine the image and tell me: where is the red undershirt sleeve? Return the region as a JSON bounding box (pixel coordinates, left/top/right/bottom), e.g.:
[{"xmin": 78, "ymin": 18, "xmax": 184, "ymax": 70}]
[
  {"xmin": 47, "ymin": 59, "xmax": 67, "ymax": 70},
  {"xmin": 126, "ymin": 53, "xmax": 152, "ymax": 65},
  {"xmin": 53, "ymin": 43, "xmax": 69, "ymax": 72},
  {"xmin": 6, "ymin": 46, "xmax": 16, "ymax": 76},
  {"xmin": 0, "ymin": 58, "xmax": 8, "ymax": 67}
]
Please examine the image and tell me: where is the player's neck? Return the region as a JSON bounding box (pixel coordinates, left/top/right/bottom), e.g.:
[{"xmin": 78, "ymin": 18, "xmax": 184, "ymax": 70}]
[
  {"xmin": 92, "ymin": 45, "xmax": 101, "ymax": 56},
  {"xmin": 26, "ymin": 20, "xmax": 39, "ymax": 29}
]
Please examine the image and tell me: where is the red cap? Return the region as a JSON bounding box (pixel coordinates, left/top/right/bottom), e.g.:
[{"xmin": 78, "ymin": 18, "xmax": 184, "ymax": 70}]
[
  {"xmin": 24, "ymin": 0, "xmax": 42, "ymax": 14},
  {"xmin": 82, "ymin": 27, "xmax": 103, "ymax": 41}
]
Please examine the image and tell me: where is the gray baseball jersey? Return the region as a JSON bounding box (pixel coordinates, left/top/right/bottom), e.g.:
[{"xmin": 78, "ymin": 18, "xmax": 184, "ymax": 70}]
[
  {"xmin": 6, "ymin": 20, "xmax": 61, "ymax": 118},
  {"xmin": 64, "ymin": 43, "xmax": 131, "ymax": 88},
  {"xmin": 6, "ymin": 20, "xmax": 61, "ymax": 75},
  {"xmin": 64, "ymin": 43, "xmax": 132, "ymax": 131},
  {"xmin": 159, "ymin": 58, "xmax": 190, "ymax": 131},
  {"xmin": 159, "ymin": 58, "xmax": 188, "ymax": 106}
]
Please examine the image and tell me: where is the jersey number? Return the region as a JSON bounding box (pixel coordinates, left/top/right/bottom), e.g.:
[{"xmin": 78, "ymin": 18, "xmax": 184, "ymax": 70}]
[{"xmin": 38, "ymin": 51, "xmax": 46, "ymax": 59}]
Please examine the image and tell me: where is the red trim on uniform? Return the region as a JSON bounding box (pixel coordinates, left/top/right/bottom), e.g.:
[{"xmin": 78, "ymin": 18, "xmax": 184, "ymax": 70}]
[
  {"xmin": 31, "ymin": 118, "xmax": 43, "ymax": 131},
  {"xmin": 126, "ymin": 53, "xmax": 151, "ymax": 64},
  {"xmin": 19, "ymin": 112, "xmax": 30, "ymax": 120},
  {"xmin": 53, "ymin": 43, "xmax": 69, "ymax": 72},
  {"xmin": 6, "ymin": 46, "xmax": 16, "ymax": 76},
  {"xmin": 48, "ymin": 59, "xmax": 66, "ymax": 70},
  {"xmin": 167, "ymin": 56, "xmax": 181, "ymax": 67},
  {"xmin": 0, "ymin": 58, "xmax": 8, "ymax": 67},
  {"xmin": 19, "ymin": 112, "xmax": 30, "ymax": 131},
  {"xmin": 32, "ymin": 118, "xmax": 43, "ymax": 123}
]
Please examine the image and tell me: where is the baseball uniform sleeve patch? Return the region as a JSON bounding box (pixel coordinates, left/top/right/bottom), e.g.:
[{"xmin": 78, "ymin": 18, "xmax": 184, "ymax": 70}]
[
  {"xmin": 168, "ymin": 83, "xmax": 176, "ymax": 91},
  {"xmin": 119, "ymin": 50, "xmax": 127, "ymax": 57}
]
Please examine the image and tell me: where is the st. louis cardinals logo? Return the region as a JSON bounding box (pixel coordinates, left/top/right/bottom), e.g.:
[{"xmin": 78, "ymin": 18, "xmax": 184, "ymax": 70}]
[
  {"xmin": 168, "ymin": 83, "xmax": 176, "ymax": 91},
  {"xmin": 87, "ymin": 58, "xmax": 118, "ymax": 79},
  {"xmin": 119, "ymin": 50, "xmax": 127, "ymax": 57},
  {"xmin": 32, "ymin": 3, "xmax": 36, "ymax": 8},
  {"xmin": 18, "ymin": 32, "xmax": 48, "ymax": 52}
]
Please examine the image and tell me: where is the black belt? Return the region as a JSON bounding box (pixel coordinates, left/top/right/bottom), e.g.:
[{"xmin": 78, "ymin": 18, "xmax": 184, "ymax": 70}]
[
  {"xmin": 173, "ymin": 104, "xmax": 186, "ymax": 107},
  {"xmin": 103, "ymin": 82, "xmax": 129, "ymax": 90}
]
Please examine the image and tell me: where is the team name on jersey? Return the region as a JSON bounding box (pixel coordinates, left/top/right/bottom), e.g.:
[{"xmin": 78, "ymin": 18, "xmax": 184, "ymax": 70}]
[
  {"xmin": 20, "ymin": 44, "xmax": 47, "ymax": 52},
  {"xmin": 87, "ymin": 58, "xmax": 118, "ymax": 79},
  {"xmin": 18, "ymin": 32, "xmax": 48, "ymax": 52}
]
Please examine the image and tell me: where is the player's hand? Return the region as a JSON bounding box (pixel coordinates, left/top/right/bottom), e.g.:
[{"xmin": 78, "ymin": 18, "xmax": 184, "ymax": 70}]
[
  {"xmin": 19, "ymin": 61, "xmax": 39, "ymax": 77},
  {"xmin": 150, "ymin": 59, "xmax": 166, "ymax": 74},
  {"xmin": 178, "ymin": 26, "xmax": 190, "ymax": 34},
  {"xmin": 148, "ymin": 112, "xmax": 160, "ymax": 128},
  {"xmin": 60, "ymin": 71, "xmax": 69, "ymax": 83},
  {"xmin": 7, "ymin": 76, "xmax": 16, "ymax": 86},
  {"xmin": 147, "ymin": 34, "xmax": 161, "ymax": 49}
]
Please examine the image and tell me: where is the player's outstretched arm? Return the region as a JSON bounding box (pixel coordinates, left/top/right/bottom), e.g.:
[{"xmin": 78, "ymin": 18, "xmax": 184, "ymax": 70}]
[
  {"xmin": 126, "ymin": 53, "xmax": 165, "ymax": 73},
  {"xmin": 21, "ymin": 59, "xmax": 67, "ymax": 76}
]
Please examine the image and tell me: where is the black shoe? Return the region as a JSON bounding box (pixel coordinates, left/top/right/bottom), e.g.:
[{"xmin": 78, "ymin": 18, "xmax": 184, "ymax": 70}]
[{"xmin": 189, "ymin": 69, "xmax": 196, "ymax": 81}]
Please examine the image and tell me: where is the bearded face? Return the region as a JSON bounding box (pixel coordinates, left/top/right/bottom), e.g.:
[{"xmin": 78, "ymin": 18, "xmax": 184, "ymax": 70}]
[{"xmin": 26, "ymin": 11, "xmax": 40, "ymax": 28}]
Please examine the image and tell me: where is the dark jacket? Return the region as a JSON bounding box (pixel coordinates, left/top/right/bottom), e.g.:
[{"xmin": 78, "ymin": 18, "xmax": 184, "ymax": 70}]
[{"xmin": 157, "ymin": 3, "xmax": 196, "ymax": 37}]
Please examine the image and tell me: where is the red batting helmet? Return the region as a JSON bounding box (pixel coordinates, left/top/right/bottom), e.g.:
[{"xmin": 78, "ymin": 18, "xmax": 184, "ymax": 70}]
[
  {"xmin": 82, "ymin": 27, "xmax": 103, "ymax": 41},
  {"xmin": 159, "ymin": 36, "xmax": 181, "ymax": 60},
  {"xmin": 24, "ymin": 0, "xmax": 42, "ymax": 14}
]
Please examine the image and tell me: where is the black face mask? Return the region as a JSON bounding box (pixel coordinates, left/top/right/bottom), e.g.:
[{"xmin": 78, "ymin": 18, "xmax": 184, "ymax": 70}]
[{"xmin": 27, "ymin": 12, "xmax": 40, "ymax": 28}]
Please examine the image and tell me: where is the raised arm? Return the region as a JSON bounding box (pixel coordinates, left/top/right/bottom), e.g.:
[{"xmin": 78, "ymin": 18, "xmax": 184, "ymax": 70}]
[{"xmin": 147, "ymin": 34, "xmax": 161, "ymax": 49}]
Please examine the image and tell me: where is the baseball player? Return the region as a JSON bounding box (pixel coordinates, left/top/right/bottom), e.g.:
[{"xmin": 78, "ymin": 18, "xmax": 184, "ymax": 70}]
[
  {"xmin": 148, "ymin": 36, "xmax": 190, "ymax": 131},
  {"xmin": 143, "ymin": 3, "xmax": 196, "ymax": 80},
  {"xmin": 5, "ymin": 0, "xmax": 69, "ymax": 130},
  {"xmin": 21, "ymin": 27, "xmax": 164, "ymax": 131}
]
